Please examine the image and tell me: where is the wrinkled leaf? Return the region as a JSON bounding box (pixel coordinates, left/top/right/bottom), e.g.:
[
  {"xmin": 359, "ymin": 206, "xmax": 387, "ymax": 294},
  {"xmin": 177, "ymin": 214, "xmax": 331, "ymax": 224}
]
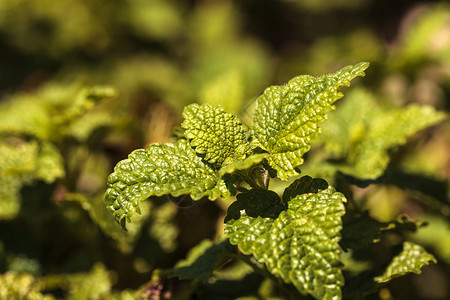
[
  {"xmin": 105, "ymin": 139, "xmax": 229, "ymax": 228},
  {"xmin": 375, "ymin": 241, "xmax": 436, "ymax": 283},
  {"xmin": 251, "ymin": 62, "xmax": 369, "ymax": 180},
  {"xmin": 225, "ymin": 181, "xmax": 346, "ymax": 299},
  {"xmin": 182, "ymin": 103, "xmax": 250, "ymax": 166}
]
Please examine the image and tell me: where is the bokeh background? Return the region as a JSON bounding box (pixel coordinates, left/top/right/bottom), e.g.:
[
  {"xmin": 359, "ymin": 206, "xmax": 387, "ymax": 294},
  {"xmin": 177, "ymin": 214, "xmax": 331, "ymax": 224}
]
[{"xmin": 0, "ymin": 0, "xmax": 449, "ymax": 299}]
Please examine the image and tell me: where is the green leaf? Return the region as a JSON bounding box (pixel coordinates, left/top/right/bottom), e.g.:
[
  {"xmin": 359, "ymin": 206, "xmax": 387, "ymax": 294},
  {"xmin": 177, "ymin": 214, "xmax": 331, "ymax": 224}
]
[
  {"xmin": 105, "ymin": 139, "xmax": 230, "ymax": 228},
  {"xmin": 282, "ymin": 175, "xmax": 328, "ymax": 204},
  {"xmin": 315, "ymin": 88, "xmax": 446, "ymax": 180},
  {"xmin": 0, "ymin": 83, "xmax": 117, "ymax": 142},
  {"xmin": 182, "ymin": 103, "xmax": 250, "ymax": 166},
  {"xmin": 0, "ymin": 140, "xmax": 37, "ymax": 220},
  {"xmin": 66, "ymin": 193, "xmax": 150, "ymax": 253},
  {"xmin": 341, "ymin": 212, "xmax": 424, "ymax": 251},
  {"xmin": 225, "ymin": 180, "xmax": 346, "ymax": 299},
  {"xmin": 0, "ymin": 272, "xmax": 54, "ymax": 300},
  {"xmin": 341, "ymin": 211, "xmax": 385, "ymax": 250},
  {"xmin": 347, "ymin": 105, "xmax": 446, "ymax": 179},
  {"xmin": 34, "ymin": 142, "xmax": 65, "ymax": 183},
  {"xmin": 251, "ymin": 62, "xmax": 369, "ymax": 180},
  {"xmin": 374, "ymin": 241, "xmax": 436, "ymax": 283},
  {"xmin": 164, "ymin": 238, "xmax": 236, "ymax": 284},
  {"xmin": 219, "ymin": 153, "xmax": 269, "ymax": 177},
  {"xmin": 63, "ymin": 263, "xmax": 112, "ymax": 300}
]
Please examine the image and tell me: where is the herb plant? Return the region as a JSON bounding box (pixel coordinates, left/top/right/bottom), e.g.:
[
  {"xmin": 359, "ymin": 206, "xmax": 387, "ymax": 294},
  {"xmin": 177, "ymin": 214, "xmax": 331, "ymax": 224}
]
[{"xmin": 105, "ymin": 62, "xmax": 443, "ymax": 299}]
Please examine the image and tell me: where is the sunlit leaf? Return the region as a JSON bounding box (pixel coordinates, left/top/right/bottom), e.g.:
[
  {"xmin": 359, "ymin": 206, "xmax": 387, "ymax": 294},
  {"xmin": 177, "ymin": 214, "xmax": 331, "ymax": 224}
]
[
  {"xmin": 251, "ymin": 62, "xmax": 369, "ymax": 180},
  {"xmin": 225, "ymin": 180, "xmax": 346, "ymax": 299},
  {"xmin": 182, "ymin": 103, "xmax": 250, "ymax": 166},
  {"xmin": 105, "ymin": 139, "xmax": 229, "ymax": 229},
  {"xmin": 375, "ymin": 241, "xmax": 436, "ymax": 283}
]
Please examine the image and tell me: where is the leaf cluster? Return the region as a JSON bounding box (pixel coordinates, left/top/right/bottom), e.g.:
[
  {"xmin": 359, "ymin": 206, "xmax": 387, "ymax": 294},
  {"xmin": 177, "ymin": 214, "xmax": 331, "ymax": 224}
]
[{"xmin": 104, "ymin": 62, "xmax": 443, "ymax": 299}]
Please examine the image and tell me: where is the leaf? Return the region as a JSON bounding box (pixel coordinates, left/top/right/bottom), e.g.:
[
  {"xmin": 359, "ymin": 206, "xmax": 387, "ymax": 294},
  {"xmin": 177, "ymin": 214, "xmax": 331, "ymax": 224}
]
[
  {"xmin": 347, "ymin": 105, "xmax": 446, "ymax": 179},
  {"xmin": 105, "ymin": 139, "xmax": 230, "ymax": 228},
  {"xmin": 225, "ymin": 181, "xmax": 346, "ymax": 299},
  {"xmin": 34, "ymin": 142, "xmax": 65, "ymax": 183},
  {"xmin": 341, "ymin": 211, "xmax": 385, "ymax": 251},
  {"xmin": 282, "ymin": 175, "xmax": 328, "ymax": 203},
  {"xmin": 374, "ymin": 241, "xmax": 436, "ymax": 283},
  {"xmin": 199, "ymin": 70, "xmax": 246, "ymax": 115},
  {"xmin": 63, "ymin": 263, "xmax": 112, "ymax": 300},
  {"xmin": 251, "ymin": 62, "xmax": 369, "ymax": 180},
  {"xmin": 0, "ymin": 140, "xmax": 37, "ymax": 219},
  {"xmin": 66, "ymin": 193, "xmax": 150, "ymax": 253},
  {"xmin": 219, "ymin": 153, "xmax": 269, "ymax": 177},
  {"xmin": 148, "ymin": 201, "xmax": 179, "ymax": 252},
  {"xmin": 182, "ymin": 103, "xmax": 250, "ymax": 166},
  {"xmin": 341, "ymin": 212, "xmax": 425, "ymax": 251},
  {"xmin": 315, "ymin": 88, "xmax": 446, "ymax": 180},
  {"xmin": 0, "ymin": 272, "xmax": 53, "ymax": 300},
  {"xmin": 0, "ymin": 83, "xmax": 117, "ymax": 141},
  {"xmin": 164, "ymin": 238, "xmax": 235, "ymax": 284}
]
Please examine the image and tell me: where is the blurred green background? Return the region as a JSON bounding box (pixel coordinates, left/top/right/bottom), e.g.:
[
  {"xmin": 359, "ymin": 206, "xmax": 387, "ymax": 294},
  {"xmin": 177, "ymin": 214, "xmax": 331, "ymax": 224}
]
[{"xmin": 0, "ymin": 0, "xmax": 449, "ymax": 299}]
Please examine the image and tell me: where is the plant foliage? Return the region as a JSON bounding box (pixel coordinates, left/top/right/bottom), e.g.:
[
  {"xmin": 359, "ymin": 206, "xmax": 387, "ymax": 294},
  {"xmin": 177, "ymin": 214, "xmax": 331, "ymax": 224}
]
[{"xmin": 103, "ymin": 62, "xmax": 442, "ymax": 299}]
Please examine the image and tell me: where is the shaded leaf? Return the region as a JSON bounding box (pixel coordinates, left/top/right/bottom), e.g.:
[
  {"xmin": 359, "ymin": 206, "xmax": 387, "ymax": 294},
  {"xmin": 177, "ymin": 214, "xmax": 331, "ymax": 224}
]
[
  {"xmin": 282, "ymin": 175, "xmax": 328, "ymax": 203},
  {"xmin": 225, "ymin": 185, "xmax": 346, "ymax": 299},
  {"xmin": 165, "ymin": 238, "xmax": 236, "ymax": 284},
  {"xmin": 341, "ymin": 211, "xmax": 385, "ymax": 251},
  {"xmin": 251, "ymin": 62, "xmax": 369, "ymax": 180},
  {"xmin": 374, "ymin": 241, "xmax": 436, "ymax": 283},
  {"xmin": 182, "ymin": 103, "xmax": 250, "ymax": 166},
  {"xmin": 105, "ymin": 139, "xmax": 229, "ymax": 229}
]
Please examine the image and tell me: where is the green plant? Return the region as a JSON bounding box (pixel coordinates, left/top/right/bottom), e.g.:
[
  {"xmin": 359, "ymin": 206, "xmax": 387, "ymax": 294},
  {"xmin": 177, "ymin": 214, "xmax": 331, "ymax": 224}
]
[{"xmin": 105, "ymin": 62, "xmax": 444, "ymax": 299}]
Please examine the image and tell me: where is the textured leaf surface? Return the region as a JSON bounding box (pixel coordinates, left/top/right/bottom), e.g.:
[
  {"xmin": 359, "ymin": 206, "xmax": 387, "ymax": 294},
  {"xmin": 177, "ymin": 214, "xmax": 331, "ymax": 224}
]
[
  {"xmin": 317, "ymin": 88, "xmax": 446, "ymax": 179},
  {"xmin": 165, "ymin": 238, "xmax": 235, "ymax": 283},
  {"xmin": 182, "ymin": 103, "xmax": 250, "ymax": 166},
  {"xmin": 375, "ymin": 241, "xmax": 436, "ymax": 283},
  {"xmin": 251, "ymin": 62, "xmax": 369, "ymax": 180},
  {"xmin": 105, "ymin": 139, "xmax": 229, "ymax": 228},
  {"xmin": 225, "ymin": 181, "xmax": 346, "ymax": 299}
]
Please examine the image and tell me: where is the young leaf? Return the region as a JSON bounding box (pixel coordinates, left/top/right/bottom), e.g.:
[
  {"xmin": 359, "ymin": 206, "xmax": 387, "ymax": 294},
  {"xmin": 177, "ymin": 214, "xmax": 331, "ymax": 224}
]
[
  {"xmin": 225, "ymin": 180, "xmax": 346, "ymax": 299},
  {"xmin": 374, "ymin": 241, "xmax": 436, "ymax": 283},
  {"xmin": 251, "ymin": 62, "xmax": 369, "ymax": 180},
  {"xmin": 105, "ymin": 139, "xmax": 230, "ymax": 228},
  {"xmin": 182, "ymin": 103, "xmax": 250, "ymax": 166}
]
